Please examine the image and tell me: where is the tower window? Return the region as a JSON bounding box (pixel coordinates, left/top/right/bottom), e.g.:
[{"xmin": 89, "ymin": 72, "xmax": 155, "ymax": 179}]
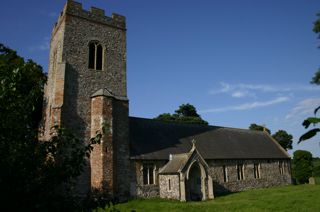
[{"xmin": 88, "ymin": 41, "xmax": 103, "ymax": 70}]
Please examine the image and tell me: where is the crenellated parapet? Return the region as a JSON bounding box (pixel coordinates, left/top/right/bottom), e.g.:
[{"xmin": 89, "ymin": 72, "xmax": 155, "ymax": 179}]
[{"xmin": 52, "ymin": 0, "xmax": 126, "ymax": 36}]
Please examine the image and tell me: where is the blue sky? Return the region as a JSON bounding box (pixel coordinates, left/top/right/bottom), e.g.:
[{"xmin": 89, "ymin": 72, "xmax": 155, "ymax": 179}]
[{"xmin": 1, "ymin": 0, "xmax": 320, "ymax": 156}]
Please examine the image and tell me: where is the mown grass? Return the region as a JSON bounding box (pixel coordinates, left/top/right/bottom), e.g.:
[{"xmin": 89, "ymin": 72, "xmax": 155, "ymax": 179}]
[{"xmin": 98, "ymin": 185, "xmax": 320, "ymax": 212}]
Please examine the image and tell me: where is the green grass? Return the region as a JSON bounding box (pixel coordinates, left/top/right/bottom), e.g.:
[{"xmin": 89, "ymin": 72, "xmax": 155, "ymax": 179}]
[{"xmin": 98, "ymin": 185, "xmax": 320, "ymax": 212}]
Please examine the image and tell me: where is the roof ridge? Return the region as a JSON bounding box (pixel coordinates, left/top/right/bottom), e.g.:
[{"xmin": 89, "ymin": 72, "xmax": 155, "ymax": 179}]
[
  {"xmin": 221, "ymin": 127, "xmax": 268, "ymax": 135},
  {"xmin": 129, "ymin": 116, "xmax": 265, "ymax": 134},
  {"xmin": 129, "ymin": 116, "xmax": 217, "ymax": 128}
]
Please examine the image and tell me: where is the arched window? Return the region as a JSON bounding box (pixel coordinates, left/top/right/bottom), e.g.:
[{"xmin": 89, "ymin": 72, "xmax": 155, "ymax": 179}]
[{"xmin": 88, "ymin": 41, "xmax": 103, "ymax": 70}]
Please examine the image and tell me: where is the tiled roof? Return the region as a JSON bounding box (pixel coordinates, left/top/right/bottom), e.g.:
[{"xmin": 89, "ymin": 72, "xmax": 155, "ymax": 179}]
[
  {"xmin": 129, "ymin": 117, "xmax": 290, "ymax": 160},
  {"xmin": 159, "ymin": 153, "xmax": 190, "ymax": 174}
]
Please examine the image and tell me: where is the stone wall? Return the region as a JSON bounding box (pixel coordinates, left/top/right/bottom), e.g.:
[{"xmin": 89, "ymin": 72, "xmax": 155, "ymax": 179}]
[
  {"xmin": 41, "ymin": 0, "xmax": 129, "ymax": 198},
  {"xmin": 131, "ymin": 158, "xmax": 292, "ymax": 199},
  {"xmin": 207, "ymin": 159, "xmax": 292, "ymax": 194},
  {"xmin": 130, "ymin": 160, "xmax": 167, "ymax": 198},
  {"xmin": 159, "ymin": 174, "xmax": 180, "ymax": 200},
  {"xmin": 40, "ymin": 14, "xmax": 66, "ymax": 140},
  {"xmin": 61, "ymin": 0, "xmax": 127, "ymax": 141},
  {"xmin": 90, "ymin": 95, "xmax": 130, "ymax": 199},
  {"xmin": 112, "ymin": 99, "xmax": 130, "ymax": 199}
]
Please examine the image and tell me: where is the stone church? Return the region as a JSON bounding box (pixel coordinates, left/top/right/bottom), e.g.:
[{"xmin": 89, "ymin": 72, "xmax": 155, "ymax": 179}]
[{"xmin": 40, "ymin": 0, "xmax": 292, "ymax": 201}]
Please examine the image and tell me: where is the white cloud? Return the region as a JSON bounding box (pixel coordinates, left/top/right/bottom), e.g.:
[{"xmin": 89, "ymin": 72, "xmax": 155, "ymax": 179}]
[
  {"xmin": 40, "ymin": 10, "xmax": 58, "ymax": 18},
  {"xmin": 285, "ymin": 98, "xmax": 320, "ymax": 120},
  {"xmin": 48, "ymin": 12, "xmax": 58, "ymax": 18},
  {"xmin": 200, "ymin": 96, "xmax": 289, "ymax": 113},
  {"xmin": 210, "ymin": 82, "xmax": 320, "ymax": 98},
  {"xmin": 231, "ymin": 90, "xmax": 251, "ymax": 98},
  {"xmin": 28, "ymin": 36, "xmax": 50, "ymax": 52}
]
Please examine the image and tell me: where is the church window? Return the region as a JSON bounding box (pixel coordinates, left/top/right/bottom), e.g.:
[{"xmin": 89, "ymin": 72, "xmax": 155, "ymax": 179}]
[
  {"xmin": 168, "ymin": 179, "xmax": 171, "ymax": 190},
  {"xmin": 237, "ymin": 164, "xmax": 244, "ymax": 180},
  {"xmin": 143, "ymin": 164, "xmax": 155, "ymax": 185},
  {"xmin": 223, "ymin": 165, "xmax": 228, "ymax": 182},
  {"xmin": 88, "ymin": 41, "xmax": 103, "ymax": 70},
  {"xmin": 254, "ymin": 163, "xmax": 260, "ymax": 179}
]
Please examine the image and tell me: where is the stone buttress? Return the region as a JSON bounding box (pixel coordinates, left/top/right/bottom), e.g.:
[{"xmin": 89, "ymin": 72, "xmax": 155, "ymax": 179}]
[{"xmin": 40, "ymin": 0, "xmax": 130, "ymax": 199}]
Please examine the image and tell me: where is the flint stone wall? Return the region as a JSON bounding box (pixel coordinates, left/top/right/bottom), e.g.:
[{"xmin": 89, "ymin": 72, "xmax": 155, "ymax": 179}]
[
  {"xmin": 131, "ymin": 159, "xmax": 292, "ymax": 198},
  {"xmin": 159, "ymin": 174, "xmax": 180, "ymax": 200},
  {"xmin": 207, "ymin": 159, "xmax": 292, "ymax": 194},
  {"xmin": 43, "ymin": 0, "xmax": 129, "ymax": 198},
  {"xmin": 130, "ymin": 160, "xmax": 167, "ymax": 198}
]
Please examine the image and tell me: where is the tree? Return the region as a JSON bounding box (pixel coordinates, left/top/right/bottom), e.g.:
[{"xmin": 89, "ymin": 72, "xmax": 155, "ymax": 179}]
[
  {"xmin": 312, "ymin": 157, "xmax": 320, "ymax": 177},
  {"xmin": 311, "ymin": 70, "xmax": 320, "ymax": 85},
  {"xmin": 154, "ymin": 103, "xmax": 208, "ymax": 125},
  {"xmin": 0, "ymin": 44, "xmax": 102, "ymax": 211},
  {"xmin": 272, "ymin": 130, "xmax": 293, "ymax": 150},
  {"xmin": 313, "ymin": 165, "xmax": 320, "ymax": 177},
  {"xmin": 292, "ymin": 150, "xmax": 313, "ymax": 184},
  {"xmin": 249, "ymin": 123, "xmax": 271, "ymax": 134},
  {"xmin": 175, "ymin": 103, "xmax": 200, "ymax": 118},
  {"xmin": 299, "ymin": 13, "xmax": 320, "ymax": 143}
]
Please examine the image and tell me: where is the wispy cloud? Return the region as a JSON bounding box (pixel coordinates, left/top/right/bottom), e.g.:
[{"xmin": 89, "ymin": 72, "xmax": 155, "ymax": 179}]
[
  {"xmin": 40, "ymin": 10, "xmax": 58, "ymax": 18},
  {"xmin": 48, "ymin": 12, "xmax": 58, "ymax": 18},
  {"xmin": 200, "ymin": 96, "xmax": 290, "ymax": 113},
  {"xmin": 285, "ymin": 98, "xmax": 320, "ymax": 120},
  {"xmin": 28, "ymin": 36, "xmax": 50, "ymax": 52},
  {"xmin": 210, "ymin": 82, "xmax": 320, "ymax": 98},
  {"xmin": 231, "ymin": 90, "xmax": 251, "ymax": 98}
]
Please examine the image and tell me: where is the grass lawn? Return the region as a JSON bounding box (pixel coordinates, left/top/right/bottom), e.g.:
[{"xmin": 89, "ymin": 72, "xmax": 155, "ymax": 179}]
[{"xmin": 98, "ymin": 185, "xmax": 320, "ymax": 212}]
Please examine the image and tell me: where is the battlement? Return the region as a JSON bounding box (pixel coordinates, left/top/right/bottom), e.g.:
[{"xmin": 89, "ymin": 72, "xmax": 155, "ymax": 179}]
[{"xmin": 52, "ymin": 0, "xmax": 126, "ymax": 35}]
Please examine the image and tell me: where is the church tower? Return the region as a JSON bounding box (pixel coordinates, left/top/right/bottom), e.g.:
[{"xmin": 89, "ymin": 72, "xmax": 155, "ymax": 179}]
[{"xmin": 41, "ymin": 0, "xmax": 130, "ymax": 199}]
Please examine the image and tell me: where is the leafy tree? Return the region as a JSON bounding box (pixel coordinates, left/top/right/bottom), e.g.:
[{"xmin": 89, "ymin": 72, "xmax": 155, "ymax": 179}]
[
  {"xmin": 0, "ymin": 43, "xmax": 103, "ymax": 211},
  {"xmin": 272, "ymin": 130, "xmax": 293, "ymax": 150},
  {"xmin": 249, "ymin": 124, "xmax": 293, "ymax": 150},
  {"xmin": 249, "ymin": 123, "xmax": 271, "ymax": 134},
  {"xmin": 292, "ymin": 150, "xmax": 313, "ymax": 184},
  {"xmin": 156, "ymin": 113, "xmax": 177, "ymax": 122},
  {"xmin": 313, "ymin": 165, "xmax": 320, "ymax": 177},
  {"xmin": 312, "ymin": 157, "xmax": 320, "ymax": 177},
  {"xmin": 155, "ymin": 103, "xmax": 208, "ymax": 125},
  {"xmin": 311, "ymin": 70, "xmax": 320, "ymax": 85},
  {"xmin": 175, "ymin": 103, "xmax": 200, "ymax": 117},
  {"xmin": 299, "ymin": 13, "xmax": 320, "ymax": 142}
]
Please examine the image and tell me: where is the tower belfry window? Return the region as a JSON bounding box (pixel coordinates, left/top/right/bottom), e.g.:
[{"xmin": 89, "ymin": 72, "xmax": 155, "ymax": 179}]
[{"xmin": 88, "ymin": 41, "xmax": 103, "ymax": 70}]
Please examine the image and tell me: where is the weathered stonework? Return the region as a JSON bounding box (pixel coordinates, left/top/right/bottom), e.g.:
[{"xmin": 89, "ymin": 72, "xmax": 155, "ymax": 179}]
[
  {"xmin": 159, "ymin": 174, "xmax": 180, "ymax": 200},
  {"xmin": 41, "ymin": 0, "xmax": 129, "ymax": 199},
  {"xmin": 41, "ymin": 0, "xmax": 292, "ymax": 202},
  {"xmin": 206, "ymin": 159, "xmax": 292, "ymax": 194},
  {"xmin": 132, "ymin": 158, "xmax": 291, "ymax": 200},
  {"xmin": 130, "ymin": 160, "xmax": 167, "ymax": 198}
]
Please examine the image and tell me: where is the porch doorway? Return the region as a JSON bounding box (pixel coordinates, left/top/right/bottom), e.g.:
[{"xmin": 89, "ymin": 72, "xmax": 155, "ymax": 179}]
[{"xmin": 187, "ymin": 163, "xmax": 203, "ymax": 201}]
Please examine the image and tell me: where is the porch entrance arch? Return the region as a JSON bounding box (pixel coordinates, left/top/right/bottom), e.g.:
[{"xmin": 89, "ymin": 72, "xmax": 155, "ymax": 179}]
[{"xmin": 186, "ymin": 162, "xmax": 204, "ymax": 201}]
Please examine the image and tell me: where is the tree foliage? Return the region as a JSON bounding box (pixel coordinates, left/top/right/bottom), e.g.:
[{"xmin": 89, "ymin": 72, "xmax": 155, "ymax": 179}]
[
  {"xmin": 249, "ymin": 123, "xmax": 271, "ymax": 134},
  {"xmin": 249, "ymin": 124, "xmax": 293, "ymax": 151},
  {"xmin": 155, "ymin": 103, "xmax": 208, "ymax": 125},
  {"xmin": 313, "ymin": 165, "xmax": 320, "ymax": 177},
  {"xmin": 292, "ymin": 150, "xmax": 313, "ymax": 184},
  {"xmin": 175, "ymin": 103, "xmax": 200, "ymax": 118},
  {"xmin": 311, "ymin": 70, "xmax": 320, "ymax": 85},
  {"xmin": 300, "ymin": 13, "xmax": 320, "ymax": 142},
  {"xmin": 272, "ymin": 130, "xmax": 293, "ymax": 150},
  {"xmin": 0, "ymin": 44, "xmax": 102, "ymax": 211}
]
